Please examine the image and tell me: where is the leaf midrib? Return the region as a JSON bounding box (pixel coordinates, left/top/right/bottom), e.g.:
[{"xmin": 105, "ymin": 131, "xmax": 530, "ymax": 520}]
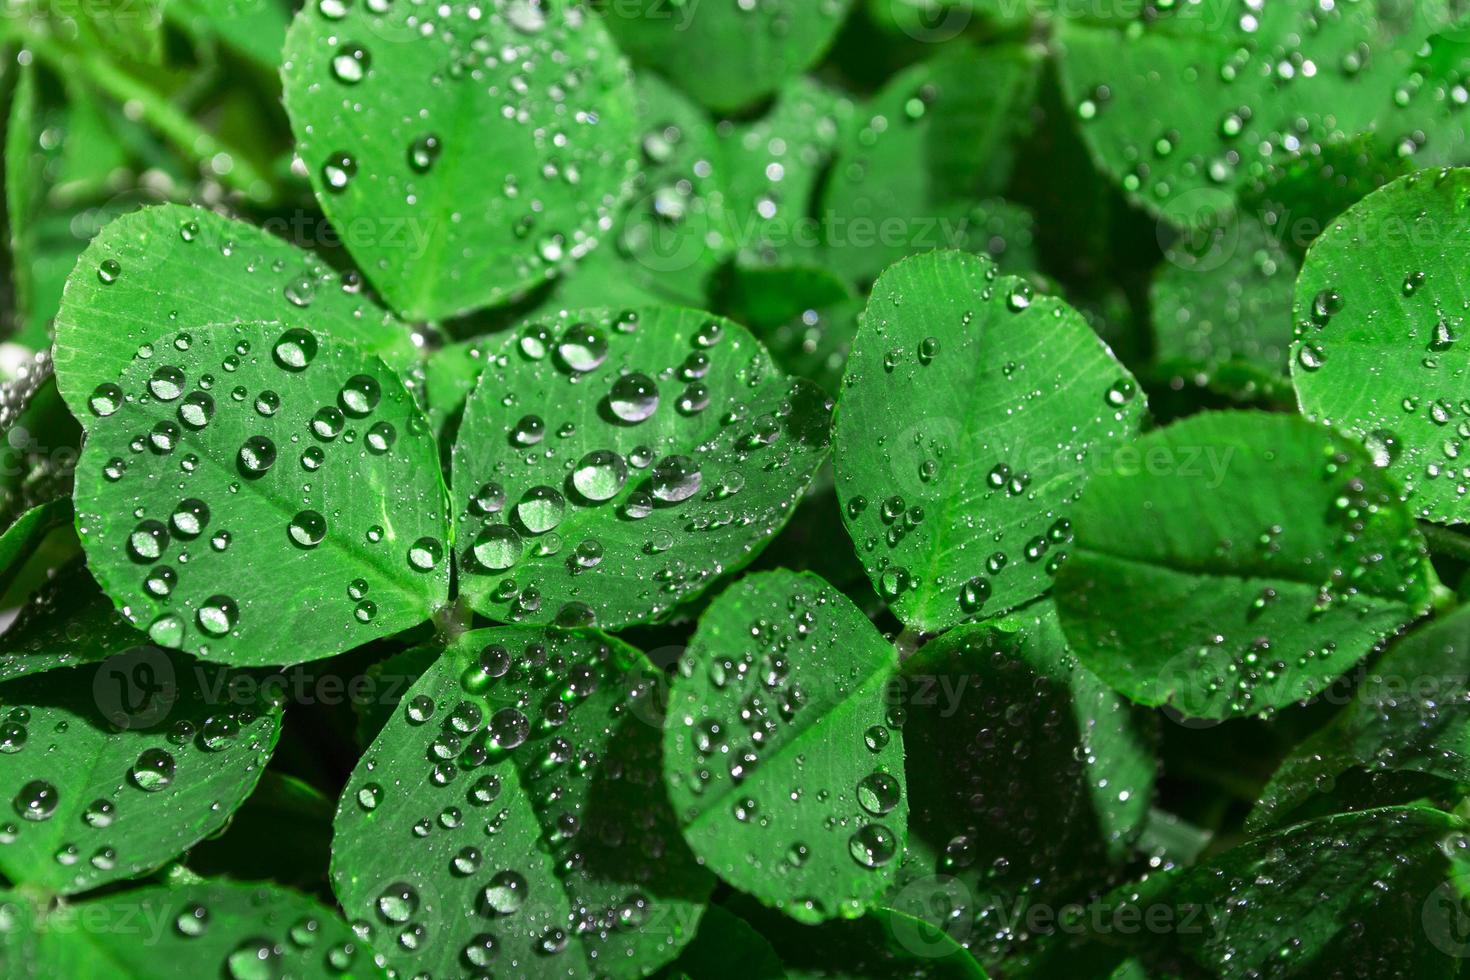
[{"xmin": 679, "ymin": 650, "xmax": 897, "ymax": 835}]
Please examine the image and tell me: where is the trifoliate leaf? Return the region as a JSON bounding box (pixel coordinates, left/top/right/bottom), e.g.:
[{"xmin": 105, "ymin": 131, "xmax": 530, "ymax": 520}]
[
  {"xmin": 451, "ymin": 307, "xmax": 831, "ymax": 629},
  {"xmin": 1292, "ymin": 167, "xmax": 1470, "ymax": 524},
  {"xmin": 1055, "ymin": 410, "xmax": 1434, "ymax": 720},
  {"xmin": 1, "ymin": 879, "xmax": 380, "ymax": 978},
  {"xmin": 73, "ymin": 320, "xmax": 451, "ymax": 666},
  {"xmin": 53, "ymin": 205, "xmax": 416, "ymax": 423},
  {"xmin": 835, "ymin": 250, "xmax": 1145, "ymax": 633},
  {"xmin": 599, "ymin": 0, "xmax": 855, "ymax": 113},
  {"xmin": 0, "ymin": 651, "xmax": 281, "ymax": 895},
  {"xmin": 664, "ymin": 570, "xmax": 906, "ymax": 923},
  {"xmin": 282, "ymin": 0, "xmax": 639, "ymax": 320},
  {"xmin": 333, "ymin": 627, "xmax": 712, "ymax": 978},
  {"xmin": 888, "ymin": 599, "xmax": 1155, "ymax": 972}
]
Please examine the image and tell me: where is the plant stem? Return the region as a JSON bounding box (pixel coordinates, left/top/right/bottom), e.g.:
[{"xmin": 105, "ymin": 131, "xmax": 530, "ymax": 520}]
[{"xmin": 1420, "ymin": 521, "xmax": 1470, "ymax": 564}]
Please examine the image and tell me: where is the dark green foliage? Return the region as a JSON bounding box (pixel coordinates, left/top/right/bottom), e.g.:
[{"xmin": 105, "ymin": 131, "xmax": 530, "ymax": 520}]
[{"xmin": 1, "ymin": 2, "xmax": 1468, "ymax": 977}]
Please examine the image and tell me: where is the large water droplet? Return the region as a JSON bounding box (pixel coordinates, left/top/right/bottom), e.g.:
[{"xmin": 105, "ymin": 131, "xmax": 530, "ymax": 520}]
[
  {"xmin": 130, "ymin": 748, "xmax": 177, "ymax": 791},
  {"xmin": 571, "ymin": 450, "xmax": 627, "ymax": 502},
  {"xmin": 516, "ymin": 486, "xmax": 565, "ymax": 533},
  {"xmin": 13, "ymin": 780, "xmax": 57, "ymax": 822},
  {"xmin": 273, "ymin": 329, "xmax": 319, "ymax": 372},
  {"xmin": 609, "ymin": 373, "xmax": 659, "ymax": 423},
  {"xmin": 238, "ymin": 436, "xmax": 277, "ymax": 476},
  {"xmin": 556, "ymin": 323, "xmax": 609, "ymax": 372},
  {"xmin": 473, "ymin": 525, "xmax": 523, "ymax": 571},
  {"xmin": 289, "ymin": 510, "xmax": 328, "ymax": 549},
  {"xmin": 482, "ymin": 870, "xmax": 527, "ymax": 915},
  {"xmin": 197, "ymin": 596, "xmax": 239, "ymax": 637},
  {"xmin": 650, "ymin": 455, "xmax": 701, "ymax": 503},
  {"xmin": 331, "ymin": 42, "xmax": 370, "ymax": 84},
  {"xmin": 408, "ymin": 536, "xmax": 444, "ymax": 571}
]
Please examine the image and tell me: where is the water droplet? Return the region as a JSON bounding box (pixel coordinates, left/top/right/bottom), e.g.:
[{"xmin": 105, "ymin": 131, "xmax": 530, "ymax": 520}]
[
  {"xmin": 170, "ymin": 499, "xmax": 210, "ymax": 539},
  {"xmin": 311, "ymin": 407, "xmax": 345, "ymax": 441},
  {"xmin": 572, "ymin": 450, "xmax": 627, "ymax": 502},
  {"xmin": 149, "ymin": 366, "xmax": 186, "ymax": 401},
  {"xmin": 238, "ymin": 436, "xmax": 277, "ymax": 475},
  {"xmin": 473, "ymin": 525, "xmax": 523, "ymax": 571},
  {"xmin": 197, "ymin": 596, "xmax": 239, "ymax": 637},
  {"xmin": 98, "ymin": 259, "xmax": 121, "ymax": 284},
  {"xmin": 366, "ymin": 421, "xmax": 396, "ymax": 454},
  {"xmin": 273, "ymin": 328, "xmax": 319, "ymax": 372},
  {"xmin": 90, "ymin": 383, "xmax": 123, "ymax": 417},
  {"xmin": 1105, "ymin": 379, "xmax": 1136, "ymax": 406},
  {"xmin": 482, "ymin": 870, "xmax": 527, "ymax": 915},
  {"xmin": 650, "ymin": 455, "xmax": 700, "ymax": 503},
  {"xmin": 609, "ymin": 373, "xmax": 659, "ymax": 423},
  {"xmin": 511, "ymin": 414, "xmax": 546, "ymax": 447},
  {"xmin": 408, "ymin": 134, "xmax": 442, "ymax": 173},
  {"xmin": 322, "ymin": 151, "xmax": 357, "ymax": 191},
  {"xmin": 128, "ymin": 520, "xmax": 170, "ymax": 563},
  {"xmin": 408, "ymin": 536, "xmax": 444, "ymax": 571},
  {"xmin": 175, "ymin": 903, "xmax": 209, "ymax": 937},
  {"xmin": 227, "ymin": 937, "xmax": 281, "ymax": 980},
  {"xmin": 179, "ymin": 391, "xmax": 215, "ymax": 429},
  {"xmin": 331, "ymin": 42, "xmax": 370, "ymax": 84},
  {"xmin": 516, "ymin": 486, "xmax": 565, "ymax": 533},
  {"xmin": 289, "ymin": 511, "xmax": 328, "ymax": 549},
  {"xmin": 848, "ymin": 824, "xmax": 897, "ymax": 868},
  {"xmin": 130, "ymin": 748, "xmax": 176, "ymax": 791},
  {"xmin": 556, "ymin": 323, "xmax": 608, "ymax": 372},
  {"xmin": 376, "ymin": 882, "xmax": 419, "ymax": 924},
  {"xmin": 13, "ymin": 780, "xmax": 57, "ymax": 822},
  {"xmin": 284, "ymin": 275, "xmax": 316, "ymax": 308},
  {"xmin": 336, "ymin": 375, "xmax": 381, "ymax": 418},
  {"xmin": 149, "ymin": 613, "xmax": 184, "ymax": 647},
  {"xmin": 856, "ymin": 772, "xmax": 902, "ymax": 816},
  {"xmin": 357, "ymin": 783, "xmax": 382, "ymax": 810},
  {"xmin": 1311, "ymin": 288, "xmax": 1344, "ymax": 324},
  {"xmin": 489, "ymin": 708, "xmax": 529, "ymax": 749}
]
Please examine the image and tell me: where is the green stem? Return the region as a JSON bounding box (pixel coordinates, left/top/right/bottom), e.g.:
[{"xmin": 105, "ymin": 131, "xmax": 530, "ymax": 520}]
[
  {"xmin": 20, "ymin": 33, "xmax": 270, "ymax": 199},
  {"xmin": 1420, "ymin": 522, "xmax": 1470, "ymax": 564}
]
